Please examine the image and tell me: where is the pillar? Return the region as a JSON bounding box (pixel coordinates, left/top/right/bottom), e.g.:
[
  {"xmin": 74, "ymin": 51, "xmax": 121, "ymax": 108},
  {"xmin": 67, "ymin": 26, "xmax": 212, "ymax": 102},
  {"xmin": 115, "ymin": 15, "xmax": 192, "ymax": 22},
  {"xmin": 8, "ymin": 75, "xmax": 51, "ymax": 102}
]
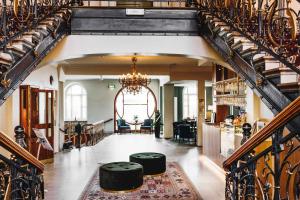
[
  {"xmin": 58, "ymin": 81, "xmax": 65, "ymax": 151},
  {"xmin": 197, "ymin": 79, "xmax": 205, "ymax": 146},
  {"xmin": 163, "ymin": 84, "xmax": 174, "ymax": 139}
]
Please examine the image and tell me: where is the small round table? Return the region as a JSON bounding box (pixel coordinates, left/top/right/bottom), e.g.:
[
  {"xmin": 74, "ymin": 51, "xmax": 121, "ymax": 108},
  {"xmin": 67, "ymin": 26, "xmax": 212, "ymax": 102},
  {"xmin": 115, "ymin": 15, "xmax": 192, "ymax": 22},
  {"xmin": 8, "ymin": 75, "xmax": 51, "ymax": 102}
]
[
  {"xmin": 129, "ymin": 152, "xmax": 166, "ymax": 175},
  {"xmin": 129, "ymin": 121, "xmax": 142, "ymax": 133},
  {"xmin": 99, "ymin": 162, "xmax": 143, "ymax": 191}
]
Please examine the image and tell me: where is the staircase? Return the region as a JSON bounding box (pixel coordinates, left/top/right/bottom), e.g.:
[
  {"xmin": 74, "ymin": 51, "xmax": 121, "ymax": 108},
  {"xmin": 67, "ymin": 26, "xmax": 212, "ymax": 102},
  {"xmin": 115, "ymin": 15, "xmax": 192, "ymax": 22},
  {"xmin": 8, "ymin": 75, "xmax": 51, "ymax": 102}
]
[
  {"xmin": 0, "ymin": 131, "xmax": 44, "ymax": 199},
  {"xmin": 197, "ymin": 1, "xmax": 300, "ymax": 131},
  {"xmin": 196, "ymin": 1, "xmax": 300, "ymax": 199},
  {"xmin": 0, "ymin": 2, "xmax": 71, "ymax": 106}
]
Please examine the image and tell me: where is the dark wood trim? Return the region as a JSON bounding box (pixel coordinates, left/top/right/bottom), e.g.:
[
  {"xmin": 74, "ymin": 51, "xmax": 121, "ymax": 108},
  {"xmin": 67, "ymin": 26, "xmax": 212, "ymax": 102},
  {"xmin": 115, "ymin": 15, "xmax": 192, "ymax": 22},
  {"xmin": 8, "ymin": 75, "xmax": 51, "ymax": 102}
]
[
  {"xmin": 0, "ymin": 131, "xmax": 44, "ymax": 172},
  {"xmin": 71, "ymin": 8, "xmax": 199, "ymax": 35}
]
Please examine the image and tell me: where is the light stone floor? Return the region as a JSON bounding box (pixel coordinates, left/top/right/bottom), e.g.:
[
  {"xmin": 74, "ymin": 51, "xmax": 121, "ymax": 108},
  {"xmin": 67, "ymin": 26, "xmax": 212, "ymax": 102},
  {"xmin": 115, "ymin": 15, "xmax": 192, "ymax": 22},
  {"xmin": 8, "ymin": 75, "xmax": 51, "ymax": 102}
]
[{"xmin": 44, "ymin": 134, "xmax": 225, "ymax": 200}]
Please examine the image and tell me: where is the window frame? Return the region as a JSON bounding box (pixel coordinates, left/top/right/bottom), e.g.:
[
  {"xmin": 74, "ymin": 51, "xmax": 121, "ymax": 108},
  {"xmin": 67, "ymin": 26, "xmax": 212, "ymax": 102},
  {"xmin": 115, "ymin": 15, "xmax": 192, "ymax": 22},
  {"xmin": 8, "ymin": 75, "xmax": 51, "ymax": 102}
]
[
  {"xmin": 64, "ymin": 83, "xmax": 87, "ymax": 121},
  {"xmin": 183, "ymin": 87, "xmax": 198, "ymax": 119},
  {"xmin": 114, "ymin": 86, "xmax": 157, "ymax": 131}
]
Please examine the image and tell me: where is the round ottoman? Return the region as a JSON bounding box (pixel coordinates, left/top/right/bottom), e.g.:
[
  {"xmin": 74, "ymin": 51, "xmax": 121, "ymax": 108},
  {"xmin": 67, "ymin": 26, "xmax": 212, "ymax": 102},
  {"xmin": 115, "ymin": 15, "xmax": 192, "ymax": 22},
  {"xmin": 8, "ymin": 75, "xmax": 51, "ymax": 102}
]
[
  {"xmin": 99, "ymin": 162, "xmax": 143, "ymax": 191},
  {"xmin": 129, "ymin": 152, "xmax": 166, "ymax": 175}
]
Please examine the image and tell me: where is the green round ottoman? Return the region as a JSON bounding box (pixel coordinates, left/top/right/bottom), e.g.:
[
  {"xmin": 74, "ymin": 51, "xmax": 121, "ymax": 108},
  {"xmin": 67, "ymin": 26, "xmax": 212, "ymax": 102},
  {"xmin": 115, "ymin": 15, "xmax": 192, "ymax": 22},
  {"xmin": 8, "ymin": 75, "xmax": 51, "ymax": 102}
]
[
  {"xmin": 129, "ymin": 152, "xmax": 166, "ymax": 175},
  {"xmin": 99, "ymin": 162, "xmax": 143, "ymax": 191}
]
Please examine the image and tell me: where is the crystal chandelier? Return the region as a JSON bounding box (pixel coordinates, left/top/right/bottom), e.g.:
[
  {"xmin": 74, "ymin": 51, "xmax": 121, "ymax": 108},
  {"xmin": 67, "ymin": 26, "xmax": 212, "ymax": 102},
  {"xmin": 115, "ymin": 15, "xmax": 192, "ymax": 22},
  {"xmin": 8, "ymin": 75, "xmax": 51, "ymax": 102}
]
[{"xmin": 119, "ymin": 57, "xmax": 151, "ymax": 95}]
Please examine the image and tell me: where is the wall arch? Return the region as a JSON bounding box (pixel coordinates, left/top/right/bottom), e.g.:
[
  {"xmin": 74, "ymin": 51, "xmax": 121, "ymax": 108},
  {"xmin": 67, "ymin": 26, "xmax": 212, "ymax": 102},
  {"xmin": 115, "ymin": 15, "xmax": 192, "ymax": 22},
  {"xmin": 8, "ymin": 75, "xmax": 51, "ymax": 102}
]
[
  {"xmin": 114, "ymin": 86, "xmax": 157, "ymax": 132},
  {"xmin": 64, "ymin": 82, "xmax": 88, "ymax": 121},
  {"xmin": 39, "ymin": 35, "xmax": 230, "ymax": 68}
]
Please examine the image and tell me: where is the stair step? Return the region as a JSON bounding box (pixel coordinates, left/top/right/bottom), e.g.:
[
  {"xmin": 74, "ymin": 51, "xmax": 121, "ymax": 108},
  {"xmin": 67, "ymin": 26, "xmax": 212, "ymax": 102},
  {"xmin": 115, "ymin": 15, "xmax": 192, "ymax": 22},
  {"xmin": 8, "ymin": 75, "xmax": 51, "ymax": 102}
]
[
  {"xmin": 240, "ymin": 47, "xmax": 261, "ymax": 60},
  {"xmin": 23, "ymin": 31, "xmax": 43, "ymax": 43},
  {"xmin": 263, "ymin": 67, "xmax": 298, "ymax": 85},
  {"xmin": 226, "ymin": 34, "xmax": 244, "ymax": 46},
  {"xmin": 211, "ymin": 21, "xmax": 227, "ymax": 28},
  {"xmin": 6, "ymin": 43, "xmax": 27, "ymax": 58},
  {"xmin": 0, "ymin": 52, "xmax": 13, "ymax": 73},
  {"xmin": 13, "ymin": 38, "xmax": 35, "ymax": 49},
  {"xmin": 277, "ymin": 81, "xmax": 300, "ymax": 100},
  {"xmin": 36, "ymin": 25, "xmax": 50, "ymax": 37},
  {"xmin": 253, "ymin": 56, "xmax": 281, "ymax": 72},
  {"xmin": 0, "ymin": 52, "xmax": 13, "ymax": 64},
  {"xmin": 231, "ymin": 40, "xmax": 255, "ymax": 52}
]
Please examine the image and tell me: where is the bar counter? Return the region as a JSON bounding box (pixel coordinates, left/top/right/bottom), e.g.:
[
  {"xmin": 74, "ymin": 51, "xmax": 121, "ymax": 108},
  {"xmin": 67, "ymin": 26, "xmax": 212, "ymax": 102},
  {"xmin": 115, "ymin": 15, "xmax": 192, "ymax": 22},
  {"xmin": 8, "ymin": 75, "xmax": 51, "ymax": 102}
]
[
  {"xmin": 203, "ymin": 122, "xmax": 224, "ymax": 167},
  {"xmin": 203, "ymin": 122, "xmax": 243, "ymax": 167}
]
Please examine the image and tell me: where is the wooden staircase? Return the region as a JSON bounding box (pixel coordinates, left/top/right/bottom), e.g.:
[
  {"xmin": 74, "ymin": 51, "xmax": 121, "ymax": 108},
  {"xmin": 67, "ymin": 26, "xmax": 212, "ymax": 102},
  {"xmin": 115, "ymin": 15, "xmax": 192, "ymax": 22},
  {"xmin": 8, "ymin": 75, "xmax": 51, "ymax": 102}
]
[
  {"xmin": 205, "ymin": 12, "xmax": 299, "ymax": 100},
  {"xmin": 198, "ymin": 10, "xmax": 299, "ymax": 118},
  {"xmin": 0, "ymin": 7, "xmax": 71, "ymax": 106}
]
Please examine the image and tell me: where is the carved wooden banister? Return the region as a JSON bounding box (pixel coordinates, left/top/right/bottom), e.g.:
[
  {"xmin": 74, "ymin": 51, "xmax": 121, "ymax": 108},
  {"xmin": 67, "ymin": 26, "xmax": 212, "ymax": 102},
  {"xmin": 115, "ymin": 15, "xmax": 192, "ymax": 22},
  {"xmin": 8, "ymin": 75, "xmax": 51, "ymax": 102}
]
[
  {"xmin": 0, "ymin": 131, "xmax": 44, "ymax": 172},
  {"xmin": 223, "ymin": 96, "xmax": 300, "ymax": 170}
]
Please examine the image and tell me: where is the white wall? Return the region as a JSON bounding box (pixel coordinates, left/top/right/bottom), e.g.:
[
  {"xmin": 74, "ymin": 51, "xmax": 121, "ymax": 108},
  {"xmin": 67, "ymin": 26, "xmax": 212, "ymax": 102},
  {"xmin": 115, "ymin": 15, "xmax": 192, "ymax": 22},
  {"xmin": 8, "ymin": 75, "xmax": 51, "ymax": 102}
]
[
  {"xmin": 0, "ymin": 65, "xmax": 61, "ymax": 152},
  {"xmin": 245, "ymin": 86, "xmax": 274, "ymax": 124},
  {"xmin": 0, "ymin": 96, "xmax": 14, "ymax": 138},
  {"xmin": 64, "ymin": 79, "xmax": 160, "ymax": 132}
]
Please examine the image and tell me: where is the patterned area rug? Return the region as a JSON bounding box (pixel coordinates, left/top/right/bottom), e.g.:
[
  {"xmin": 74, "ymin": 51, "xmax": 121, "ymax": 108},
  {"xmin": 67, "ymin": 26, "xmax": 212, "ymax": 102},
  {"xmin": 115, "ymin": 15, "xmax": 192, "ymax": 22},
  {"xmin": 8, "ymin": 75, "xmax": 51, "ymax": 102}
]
[{"xmin": 80, "ymin": 162, "xmax": 202, "ymax": 200}]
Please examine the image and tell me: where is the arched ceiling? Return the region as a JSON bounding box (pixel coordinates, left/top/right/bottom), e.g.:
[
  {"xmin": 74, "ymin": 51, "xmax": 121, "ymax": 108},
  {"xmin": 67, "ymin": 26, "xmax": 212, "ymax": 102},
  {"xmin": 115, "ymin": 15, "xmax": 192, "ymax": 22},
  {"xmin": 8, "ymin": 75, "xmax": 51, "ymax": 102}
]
[{"xmin": 39, "ymin": 35, "xmax": 230, "ymax": 69}]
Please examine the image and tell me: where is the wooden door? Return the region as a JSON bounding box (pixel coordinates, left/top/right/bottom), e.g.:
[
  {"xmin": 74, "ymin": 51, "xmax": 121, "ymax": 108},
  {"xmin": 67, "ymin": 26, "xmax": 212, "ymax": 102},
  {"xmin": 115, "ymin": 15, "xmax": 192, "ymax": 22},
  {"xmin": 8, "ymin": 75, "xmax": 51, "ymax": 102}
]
[{"xmin": 20, "ymin": 86, "xmax": 55, "ymax": 161}]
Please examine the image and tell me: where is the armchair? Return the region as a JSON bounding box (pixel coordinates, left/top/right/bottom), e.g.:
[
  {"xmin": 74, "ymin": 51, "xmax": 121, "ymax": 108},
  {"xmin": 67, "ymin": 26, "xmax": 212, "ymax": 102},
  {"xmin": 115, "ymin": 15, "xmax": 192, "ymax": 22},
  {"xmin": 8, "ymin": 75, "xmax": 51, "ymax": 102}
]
[
  {"xmin": 140, "ymin": 119, "xmax": 153, "ymax": 133},
  {"xmin": 117, "ymin": 119, "xmax": 131, "ymax": 133}
]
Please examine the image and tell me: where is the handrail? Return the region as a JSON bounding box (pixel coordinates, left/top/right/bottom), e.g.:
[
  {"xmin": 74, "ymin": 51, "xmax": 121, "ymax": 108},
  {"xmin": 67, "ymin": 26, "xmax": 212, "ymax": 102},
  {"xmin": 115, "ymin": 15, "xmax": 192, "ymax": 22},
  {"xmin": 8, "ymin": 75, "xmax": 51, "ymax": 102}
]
[
  {"xmin": 104, "ymin": 118, "xmax": 113, "ymax": 123},
  {"xmin": 0, "ymin": 131, "xmax": 44, "ymax": 172},
  {"xmin": 223, "ymin": 96, "xmax": 300, "ymax": 170},
  {"xmin": 83, "ymin": 119, "xmax": 113, "ymax": 131}
]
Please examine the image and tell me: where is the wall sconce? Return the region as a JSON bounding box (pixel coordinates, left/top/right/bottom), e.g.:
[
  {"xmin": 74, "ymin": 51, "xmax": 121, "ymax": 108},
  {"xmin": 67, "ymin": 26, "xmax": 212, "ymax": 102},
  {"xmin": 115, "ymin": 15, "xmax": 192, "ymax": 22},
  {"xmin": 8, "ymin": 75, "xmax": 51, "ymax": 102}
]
[{"xmin": 108, "ymin": 83, "xmax": 116, "ymax": 90}]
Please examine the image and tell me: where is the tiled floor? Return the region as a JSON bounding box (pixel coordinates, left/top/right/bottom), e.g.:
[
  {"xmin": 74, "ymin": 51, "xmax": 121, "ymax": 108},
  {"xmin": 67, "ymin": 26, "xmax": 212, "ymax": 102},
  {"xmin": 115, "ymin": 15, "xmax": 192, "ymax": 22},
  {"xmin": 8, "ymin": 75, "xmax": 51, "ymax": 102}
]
[{"xmin": 44, "ymin": 134, "xmax": 225, "ymax": 200}]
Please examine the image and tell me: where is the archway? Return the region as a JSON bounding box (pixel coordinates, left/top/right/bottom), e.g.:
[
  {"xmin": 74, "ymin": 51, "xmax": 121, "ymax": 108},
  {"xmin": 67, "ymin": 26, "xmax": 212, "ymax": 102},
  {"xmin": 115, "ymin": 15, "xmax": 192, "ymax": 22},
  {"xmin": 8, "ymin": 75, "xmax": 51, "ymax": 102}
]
[{"xmin": 114, "ymin": 86, "xmax": 157, "ymax": 132}]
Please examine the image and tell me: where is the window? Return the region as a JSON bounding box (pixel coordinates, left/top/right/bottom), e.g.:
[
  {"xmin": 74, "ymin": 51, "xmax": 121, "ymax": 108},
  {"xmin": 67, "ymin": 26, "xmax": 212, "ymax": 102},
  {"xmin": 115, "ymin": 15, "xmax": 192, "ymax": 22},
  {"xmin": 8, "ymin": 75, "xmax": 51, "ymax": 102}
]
[
  {"xmin": 115, "ymin": 87, "xmax": 156, "ymax": 123},
  {"xmin": 183, "ymin": 87, "xmax": 197, "ymax": 119},
  {"xmin": 65, "ymin": 84, "xmax": 87, "ymax": 121}
]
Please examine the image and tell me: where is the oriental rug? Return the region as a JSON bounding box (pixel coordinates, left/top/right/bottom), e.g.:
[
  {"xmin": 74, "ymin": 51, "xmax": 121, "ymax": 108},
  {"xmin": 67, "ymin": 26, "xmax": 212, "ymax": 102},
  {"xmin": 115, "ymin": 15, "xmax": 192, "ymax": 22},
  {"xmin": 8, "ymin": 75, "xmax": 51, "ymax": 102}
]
[{"xmin": 80, "ymin": 162, "xmax": 202, "ymax": 200}]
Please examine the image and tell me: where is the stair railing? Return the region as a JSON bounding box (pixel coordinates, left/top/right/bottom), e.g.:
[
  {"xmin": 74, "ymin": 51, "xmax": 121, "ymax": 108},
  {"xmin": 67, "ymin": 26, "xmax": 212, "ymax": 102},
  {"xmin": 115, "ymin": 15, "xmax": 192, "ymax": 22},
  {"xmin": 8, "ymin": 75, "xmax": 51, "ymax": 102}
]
[
  {"xmin": 0, "ymin": 131, "xmax": 44, "ymax": 199},
  {"xmin": 0, "ymin": 0, "xmax": 72, "ymax": 106},
  {"xmin": 198, "ymin": 0, "xmax": 300, "ymax": 74},
  {"xmin": 223, "ymin": 96, "xmax": 300, "ymax": 199}
]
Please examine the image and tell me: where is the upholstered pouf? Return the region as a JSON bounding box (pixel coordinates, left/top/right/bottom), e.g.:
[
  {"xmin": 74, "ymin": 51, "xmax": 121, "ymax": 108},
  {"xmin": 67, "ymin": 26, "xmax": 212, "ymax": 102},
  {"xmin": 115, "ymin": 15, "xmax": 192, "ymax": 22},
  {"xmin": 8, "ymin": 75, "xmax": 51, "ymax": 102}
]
[
  {"xmin": 99, "ymin": 162, "xmax": 143, "ymax": 191},
  {"xmin": 129, "ymin": 152, "xmax": 166, "ymax": 175}
]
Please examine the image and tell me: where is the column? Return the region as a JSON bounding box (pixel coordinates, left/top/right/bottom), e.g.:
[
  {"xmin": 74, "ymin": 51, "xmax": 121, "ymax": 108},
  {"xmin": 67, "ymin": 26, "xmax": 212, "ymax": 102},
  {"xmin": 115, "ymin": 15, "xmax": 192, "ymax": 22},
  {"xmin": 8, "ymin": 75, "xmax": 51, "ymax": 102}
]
[
  {"xmin": 163, "ymin": 84, "xmax": 174, "ymax": 139},
  {"xmin": 197, "ymin": 79, "xmax": 205, "ymax": 146},
  {"xmin": 58, "ymin": 81, "xmax": 65, "ymax": 151}
]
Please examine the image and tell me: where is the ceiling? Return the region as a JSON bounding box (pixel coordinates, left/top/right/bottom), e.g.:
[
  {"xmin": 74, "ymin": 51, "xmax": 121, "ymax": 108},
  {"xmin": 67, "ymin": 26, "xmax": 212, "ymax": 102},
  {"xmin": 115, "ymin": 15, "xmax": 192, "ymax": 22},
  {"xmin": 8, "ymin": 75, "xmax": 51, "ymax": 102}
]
[
  {"xmin": 61, "ymin": 55, "xmax": 211, "ymax": 67},
  {"xmin": 61, "ymin": 55, "xmax": 214, "ymax": 81}
]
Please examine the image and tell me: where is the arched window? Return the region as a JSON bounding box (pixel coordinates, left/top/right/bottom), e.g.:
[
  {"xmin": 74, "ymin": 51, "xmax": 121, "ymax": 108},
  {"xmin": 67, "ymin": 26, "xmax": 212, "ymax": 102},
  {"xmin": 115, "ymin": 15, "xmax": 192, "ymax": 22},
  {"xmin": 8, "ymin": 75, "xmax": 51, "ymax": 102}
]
[
  {"xmin": 183, "ymin": 87, "xmax": 197, "ymax": 119},
  {"xmin": 65, "ymin": 84, "xmax": 87, "ymax": 121},
  {"xmin": 115, "ymin": 86, "xmax": 156, "ymax": 123}
]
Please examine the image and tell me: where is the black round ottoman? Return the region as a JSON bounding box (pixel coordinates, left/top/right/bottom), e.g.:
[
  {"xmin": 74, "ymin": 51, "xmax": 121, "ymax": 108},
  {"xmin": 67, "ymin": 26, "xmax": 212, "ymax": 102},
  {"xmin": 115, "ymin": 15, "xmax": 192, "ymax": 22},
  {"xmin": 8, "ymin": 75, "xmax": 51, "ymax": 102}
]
[
  {"xmin": 129, "ymin": 152, "xmax": 166, "ymax": 175},
  {"xmin": 99, "ymin": 162, "xmax": 143, "ymax": 191}
]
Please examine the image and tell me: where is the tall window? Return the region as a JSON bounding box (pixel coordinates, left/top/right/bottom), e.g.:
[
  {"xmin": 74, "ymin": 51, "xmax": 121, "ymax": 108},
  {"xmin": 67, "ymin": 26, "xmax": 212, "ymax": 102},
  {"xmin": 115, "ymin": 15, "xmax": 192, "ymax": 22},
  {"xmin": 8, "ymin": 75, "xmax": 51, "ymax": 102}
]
[
  {"xmin": 115, "ymin": 87, "xmax": 156, "ymax": 122},
  {"xmin": 65, "ymin": 84, "xmax": 87, "ymax": 121},
  {"xmin": 183, "ymin": 87, "xmax": 197, "ymax": 119}
]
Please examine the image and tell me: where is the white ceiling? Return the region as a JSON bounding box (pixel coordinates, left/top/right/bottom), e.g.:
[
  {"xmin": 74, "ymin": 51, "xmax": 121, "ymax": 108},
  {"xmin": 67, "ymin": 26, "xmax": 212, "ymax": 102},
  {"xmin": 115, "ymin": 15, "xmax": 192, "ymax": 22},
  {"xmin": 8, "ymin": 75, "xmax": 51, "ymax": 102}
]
[{"xmin": 60, "ymin": 55, "xmax": 212, "ymax": 68}]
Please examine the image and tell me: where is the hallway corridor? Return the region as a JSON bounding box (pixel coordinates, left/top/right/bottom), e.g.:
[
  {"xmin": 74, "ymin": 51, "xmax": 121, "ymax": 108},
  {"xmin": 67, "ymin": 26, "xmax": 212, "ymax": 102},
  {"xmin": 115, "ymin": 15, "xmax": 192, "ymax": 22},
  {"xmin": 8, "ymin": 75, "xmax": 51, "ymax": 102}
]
[{"xmin": 44, "ymin": 134, "xmax": 225, "ymax": 200}]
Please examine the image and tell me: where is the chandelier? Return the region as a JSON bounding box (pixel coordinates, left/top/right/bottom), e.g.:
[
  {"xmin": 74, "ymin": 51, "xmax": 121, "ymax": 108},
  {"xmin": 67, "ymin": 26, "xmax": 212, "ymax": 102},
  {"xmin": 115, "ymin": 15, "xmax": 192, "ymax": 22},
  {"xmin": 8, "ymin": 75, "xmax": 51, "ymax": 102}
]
[{"xmin": 119, "ymin": 57, "xmax": 151, "ymax": 95}]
